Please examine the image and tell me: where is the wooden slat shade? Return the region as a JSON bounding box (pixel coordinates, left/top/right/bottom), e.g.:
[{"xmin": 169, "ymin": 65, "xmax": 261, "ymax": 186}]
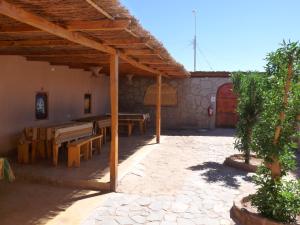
[{"xmin": 0, "ymin": 0, "xmax": 189, "ymax": 77}]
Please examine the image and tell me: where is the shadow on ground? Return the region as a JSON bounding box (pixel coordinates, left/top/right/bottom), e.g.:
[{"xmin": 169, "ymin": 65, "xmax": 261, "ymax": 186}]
[
  {"xmin": 163, "ymin": 128, "xmax": 236, "ymax": 137},
  {"xmin": 188, "ymin": 161, "xmax": 252, "ymax": 189},
  {"xmin": 1, "ymin": 132, "xmax": 155, "ymax": 225},
  {"xmin": 11, "ymin": 133, "xmax": 155, "ymax": 182},
  {"xmin": 0, "ymin": 181, "xmax": 106, "ymax": 225}
]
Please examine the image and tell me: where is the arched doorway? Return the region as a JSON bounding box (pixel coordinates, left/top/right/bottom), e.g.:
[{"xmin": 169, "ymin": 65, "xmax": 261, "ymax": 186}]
[{"xmin": 216, "ymin": 83, "xmax": 238, "ymax": 128}]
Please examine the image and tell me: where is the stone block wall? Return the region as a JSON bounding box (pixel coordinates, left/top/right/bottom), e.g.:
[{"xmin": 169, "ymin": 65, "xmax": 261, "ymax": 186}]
[{"xmin": 119, "ymin": 72, "xmax": 231, "ymax": 129}]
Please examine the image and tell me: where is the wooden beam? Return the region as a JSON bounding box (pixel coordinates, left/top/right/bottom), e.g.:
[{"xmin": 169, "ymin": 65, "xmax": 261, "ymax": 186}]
[
  {"xmin": 0, "ymin": 19, "xmax": 131, "ymax": 33},
  {"xmin": 109, "ymin": 54, "xmax": 119, "ymax": 191},
  {"xmin": 26, "ymin": 55, "xmax": 109, "ymax": 60},
  {"xmin": 0, "ymin": 0, "xmax": 164, "ymax": 76},
  {"xmin": 49, "ymin": 62, "xmax": 100, "ymax": 67},
  {"xmin": 65, "ymin": 19, "xmax": 130, "ymax": 31},
  {"xmin": 0, "ymin": 50, "xmax": 99, "ymax": 56},
  {"xmin": 26, "ymin": 57, "xmax": 109, "ymax": 64},
  {"xmin": 156, "ymin": 75, "xmax": 162, "ymax": 143},
  {"xmin": 0, "ymin": 39, "xmax": 76, "ymax": 47},
  {"xmin": 85, "ymin": 0, "xmax": 114, "ymax": 20},
  {"xmin": 0, "ymin": 38, "xmax": 147, "ymax": 47}
]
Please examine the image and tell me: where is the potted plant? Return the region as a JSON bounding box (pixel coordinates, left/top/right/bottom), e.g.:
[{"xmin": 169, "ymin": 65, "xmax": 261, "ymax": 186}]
[{"xmin": 231, "ymin": 41, "xmax": 300, "ymax": 224}]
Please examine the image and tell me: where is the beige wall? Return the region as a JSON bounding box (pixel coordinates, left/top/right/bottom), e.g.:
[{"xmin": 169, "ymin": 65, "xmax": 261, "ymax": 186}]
[{"xmin": 0, "ymin": 56, "xmax": 110, "ymax": 155}]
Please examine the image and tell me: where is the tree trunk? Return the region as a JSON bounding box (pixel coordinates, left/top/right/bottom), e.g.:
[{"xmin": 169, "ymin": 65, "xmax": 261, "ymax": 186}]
[
  {"xmin": 270, "ymin": 62, "xmax": 293, "ymax": 179},
  {"xmin": 245, "ymin": 127, "xmax": 252, "ymax": 164}
]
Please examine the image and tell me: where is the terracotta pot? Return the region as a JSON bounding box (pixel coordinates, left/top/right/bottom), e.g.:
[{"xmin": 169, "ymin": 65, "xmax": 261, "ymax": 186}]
[
  {"xmin": 230, "ymin": 195, "xmax": 300, "ymax": 225},
  {"xmin": 224, "ymin": 154, "xmax": 260, "ymax": 173}
]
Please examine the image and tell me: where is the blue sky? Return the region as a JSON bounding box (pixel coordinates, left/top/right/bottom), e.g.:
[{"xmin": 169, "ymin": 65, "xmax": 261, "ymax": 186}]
[{"xmin": 120, "ymin": 0, "xmax": 300, "ymax": 72}]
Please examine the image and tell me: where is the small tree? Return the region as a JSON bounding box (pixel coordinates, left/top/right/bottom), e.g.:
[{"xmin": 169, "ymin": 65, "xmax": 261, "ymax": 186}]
[
  {"xmin": 251, "ymin": 41, "xmax": 300, "ymax": 223},
  {"xmin": 231, "ymin": 72, "xmax": 263, "ymax": 164}
]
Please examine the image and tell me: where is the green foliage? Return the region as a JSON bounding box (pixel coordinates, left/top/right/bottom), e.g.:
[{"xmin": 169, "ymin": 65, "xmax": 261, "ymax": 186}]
[
  {"xmin": 251, "ymin": 41, "xmax": 300, "ymax": 169},
  {"xmin": 250, "ymin": 41, "xmax": 300, "ymax": 223},
  {"xmin": 231, "ymin": 72, "xmax": 264, "ymax": 164},
  {"xmin": 251, "ymin": 167, "xmax": 300, "ymax": 223}
]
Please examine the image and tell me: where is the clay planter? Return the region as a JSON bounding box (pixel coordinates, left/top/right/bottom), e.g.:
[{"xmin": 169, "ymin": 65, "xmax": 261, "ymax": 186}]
[
  {"xmin": 230, "ymin": 195, "xmax": 300, "ymax": 225},
  {"xmin": 224, "ymin": 154, "xmax": 262, "ymax": 173}
]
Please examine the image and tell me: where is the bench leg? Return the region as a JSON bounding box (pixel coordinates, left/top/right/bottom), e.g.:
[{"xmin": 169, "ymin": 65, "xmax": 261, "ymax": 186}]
[
  {"xmin": 46, "ymin": 141, "xmax": 52, "ymax": 159},
  {"xmin": 37, "ymin": 141, "xmax": 46, "ymax": 159},
  {"xmin": 139, "ymin": 121, "xmax": 144, "ymax": 134},
  {"xmin": 128, "ymin": 124, "xmax": 133, "ymax": 136},
  {"xmin": 82, "ymin": 143, "xmax": 89, "ymax": 160},
  {"xmin": 52, "ymin": 144, "xmax": 59, "ymax": 166},
  {"xmin": 31, "ymin": 141, "xmax": 37, "ymax": 163},
  {"xmin": 18, "ymin": 143, "xmax": 29, "ymax": 164},
  {"xmin": 68, "ymin": 146, "xmax": 80, "ymax": 168},
  {"xmin": 98, "ymin": 137, "xmax": 102, "ymax": 154}
]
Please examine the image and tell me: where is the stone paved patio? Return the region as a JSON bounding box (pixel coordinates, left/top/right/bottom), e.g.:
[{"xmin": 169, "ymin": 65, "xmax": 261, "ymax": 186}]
[{"xmin": 81, "ymin": 129, "xmax": 255, "ymax": 225}]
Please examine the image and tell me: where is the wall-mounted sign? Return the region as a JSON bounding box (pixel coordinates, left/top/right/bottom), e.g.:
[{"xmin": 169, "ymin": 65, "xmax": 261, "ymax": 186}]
[
  {"xmin": 35, "ymin": 92, "xmax": 48, "ymax": 120},
  {"xmin": 84, "ymin": 93, "xmax": 92, "ymax": 114},
  {"xmin": 144, "ymin": 83, "xmax": 177, "ymax": 106},
  {"xmin": 210, "ymin": 96, "xmax": 216, "ymax": 103}
]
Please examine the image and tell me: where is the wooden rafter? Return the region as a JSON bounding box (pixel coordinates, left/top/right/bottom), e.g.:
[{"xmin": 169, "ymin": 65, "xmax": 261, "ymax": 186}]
[
  {"xmin": 85, "ymin": 0, "xmax": 114, "ymax": 20},
  {"xmin": 0, "ymin": 19, "xmax": 131, "ymax": 34},
  {"xmin": 0, "ymin": 0, "xmax": 164, "ymax": 76},
  {"xmin": 0, "ymin": 39, "xmax": 76, "ymax": 47},
  {"xmin": 0, "ymin": 38, "xmax": 147, "ymax": 47}
]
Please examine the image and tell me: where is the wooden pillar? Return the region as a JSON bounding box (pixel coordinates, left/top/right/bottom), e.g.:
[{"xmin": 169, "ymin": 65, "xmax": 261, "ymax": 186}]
[
  {"xmin": 156, "ymin": 75, "xmax": 162, "ymax": 143},
  {"xmin": 109, "ymin": 54, "xmax": 119, "ymax": 191}
]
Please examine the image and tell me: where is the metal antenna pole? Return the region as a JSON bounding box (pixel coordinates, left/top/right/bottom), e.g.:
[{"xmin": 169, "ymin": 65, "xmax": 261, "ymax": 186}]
[{"xmin": 192, "ymin": 10, "xmax": 197, "ymax": 72}]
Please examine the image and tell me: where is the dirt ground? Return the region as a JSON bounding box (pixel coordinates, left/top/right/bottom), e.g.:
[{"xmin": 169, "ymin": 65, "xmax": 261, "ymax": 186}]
[{"xmin": 1, "ymin": 129, "xmax": 298, "ymax": 225}]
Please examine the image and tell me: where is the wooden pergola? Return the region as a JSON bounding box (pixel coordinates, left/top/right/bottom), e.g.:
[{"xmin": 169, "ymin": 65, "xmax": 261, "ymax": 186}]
[{"xmin": 0, "ymin": 0, "xmax": 190, "ymax": 191}]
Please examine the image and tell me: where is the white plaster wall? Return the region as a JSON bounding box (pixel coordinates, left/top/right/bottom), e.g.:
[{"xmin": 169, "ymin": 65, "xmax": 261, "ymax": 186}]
[{"xmin": 0, "ymin": 56, "xmax": 110, "ymax": 154}]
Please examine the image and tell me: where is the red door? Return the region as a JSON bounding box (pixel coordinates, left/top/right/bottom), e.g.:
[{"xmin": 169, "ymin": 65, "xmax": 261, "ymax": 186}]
[{"xmin": 216, "ymin": 83, "xmax": 238, "ymax": 128}]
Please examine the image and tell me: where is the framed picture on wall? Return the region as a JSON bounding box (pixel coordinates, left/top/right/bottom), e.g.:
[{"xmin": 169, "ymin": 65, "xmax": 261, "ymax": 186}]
[
  {"xmin": 35, "ymin": 92, "xmax": 48, "ymax": 120},
  {"xmin": 84, "ymin": 93, "xmax": 92, "ymax": 114}
]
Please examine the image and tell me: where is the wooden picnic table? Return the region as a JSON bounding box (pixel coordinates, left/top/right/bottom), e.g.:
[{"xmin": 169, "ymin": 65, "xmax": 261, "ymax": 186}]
[
  {"xmin": 107, "ymin": 113, "xmax": 150, "ymax": 135},
  {"xmin": 74, "ymin": 115, "xmax": 111, "ymax": 143},
  {"xmin": 18, "ymin": 122, "xmax": 94, "ymax": 166}
]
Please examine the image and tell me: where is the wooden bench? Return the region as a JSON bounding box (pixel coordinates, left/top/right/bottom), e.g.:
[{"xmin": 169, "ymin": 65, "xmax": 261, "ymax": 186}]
[
  {"xmin": 89, "ymin": 134, "xmax": 103, "ymax": 157},
  {"xmin": 119, "ymin": 122, "xmax": 134, "ymax": 136},
  {"xmin": 67, "ymin": 137, "xmax": 91, "ymax": 168},
  {"xmin": 67, "ymin": 134, "xmax": 103, "ymax": 167}
]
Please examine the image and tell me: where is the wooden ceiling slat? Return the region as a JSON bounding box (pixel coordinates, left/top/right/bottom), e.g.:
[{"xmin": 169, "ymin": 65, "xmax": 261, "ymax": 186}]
[
  {"xmin": 85, "ymin": 0, "xmax": 114, "ymax": 20},
  {"xmin": 65, "ymin": 19, "xmax": 130, "ymax": 31}
]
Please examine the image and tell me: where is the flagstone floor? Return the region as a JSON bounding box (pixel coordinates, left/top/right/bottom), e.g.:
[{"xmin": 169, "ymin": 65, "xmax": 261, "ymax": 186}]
[{"xmin": 81, "ymin": 129, "xmax": 255, "ymax": 225}]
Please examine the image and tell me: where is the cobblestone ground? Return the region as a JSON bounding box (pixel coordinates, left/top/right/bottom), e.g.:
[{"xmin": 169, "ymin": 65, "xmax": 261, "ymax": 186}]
[{"xmin": 81, "ymin": 129, "xmax": 255, "ymax": 225}]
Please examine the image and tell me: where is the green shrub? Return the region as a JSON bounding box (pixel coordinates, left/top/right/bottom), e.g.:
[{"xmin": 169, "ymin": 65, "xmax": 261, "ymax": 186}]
[
  {"xmin": 249, "ymin": 41, "xmax": 300, "ymax": 223},
  {"xmin": 251, "ymin": 167, "xmax": 300, "ymax": 223},
  {"xmin": 231, "ymin": 72, "xmax": 264, "ymax": 164}
]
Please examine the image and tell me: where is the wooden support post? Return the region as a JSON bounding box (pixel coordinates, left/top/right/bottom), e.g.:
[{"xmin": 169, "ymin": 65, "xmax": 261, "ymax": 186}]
[
  {"xmin": 109, "ymin": 54, "xmax": 119, "ymax": 191},
  {"xmin": 156, "ymin": 75, "xmax": 162, "ymax": 143}
]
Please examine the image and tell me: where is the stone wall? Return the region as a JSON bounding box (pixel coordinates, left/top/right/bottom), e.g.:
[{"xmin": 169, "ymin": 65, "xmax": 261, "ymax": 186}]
[{"xmin": 119, "ymin": 74, "xmax": 231, "ymax": 129}]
